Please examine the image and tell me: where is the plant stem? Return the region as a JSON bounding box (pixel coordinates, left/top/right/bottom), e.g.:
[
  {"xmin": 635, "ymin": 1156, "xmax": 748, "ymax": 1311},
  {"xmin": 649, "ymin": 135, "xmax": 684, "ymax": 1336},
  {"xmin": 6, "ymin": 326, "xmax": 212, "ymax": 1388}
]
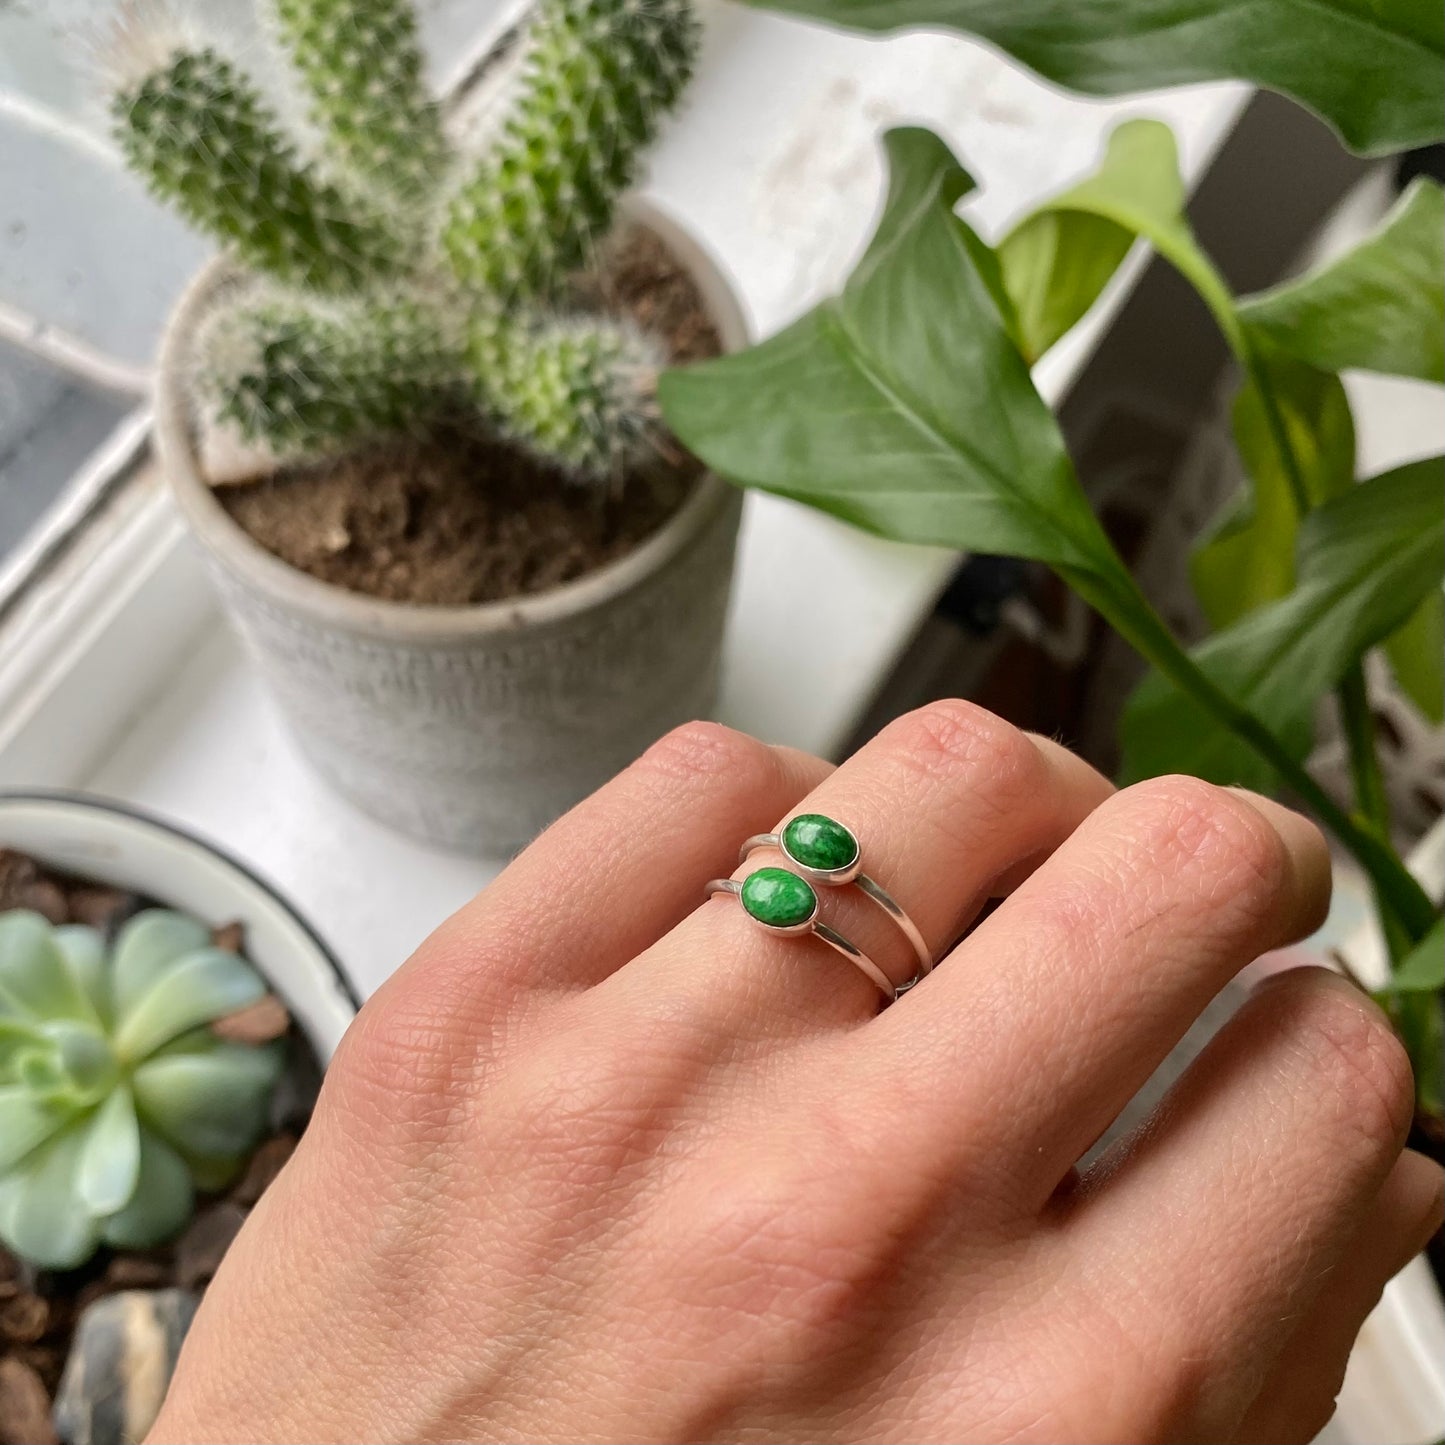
[
  {"xmin": 1067, "ymin": 564, "xmax": 1438, "ymax": 944},
  {"xmin": 1244, "ymin": 344, "xmax": 1413, "ymax": 959}
]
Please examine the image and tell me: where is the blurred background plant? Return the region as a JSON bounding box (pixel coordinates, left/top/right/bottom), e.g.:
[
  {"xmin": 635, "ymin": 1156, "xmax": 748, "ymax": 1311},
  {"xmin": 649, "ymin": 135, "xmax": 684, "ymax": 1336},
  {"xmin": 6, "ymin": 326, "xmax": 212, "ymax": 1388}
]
[
  {"xmin": 0, "ymin": 906, "xmax": 281, "ymax": 1269},
  {"xmin": 661, "ymin": 1, "xmax": 1445, "ymax": 1130},
  {"xmin": 107, "ymin": 0, "xmax": 698, "ymax": 483}
]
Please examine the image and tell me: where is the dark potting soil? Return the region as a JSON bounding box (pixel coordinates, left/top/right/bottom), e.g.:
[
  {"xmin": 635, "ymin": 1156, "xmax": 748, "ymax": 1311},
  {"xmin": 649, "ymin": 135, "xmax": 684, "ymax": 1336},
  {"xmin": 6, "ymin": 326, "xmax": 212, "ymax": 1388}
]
[
  {"xmin": 0, "ymin": 851, "xmax": 321, "ymax": 1444},
  {"xmin": 216, "ymin": 226, "xmax": 723, "ymax": 607}
]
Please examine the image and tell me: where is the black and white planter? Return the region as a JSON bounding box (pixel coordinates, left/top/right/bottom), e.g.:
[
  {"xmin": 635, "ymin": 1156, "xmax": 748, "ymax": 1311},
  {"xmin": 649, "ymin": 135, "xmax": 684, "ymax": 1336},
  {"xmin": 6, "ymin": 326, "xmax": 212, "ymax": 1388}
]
[{"xmin": 0, "ymin": 792, "xmax": 356, "ymax": 1058}]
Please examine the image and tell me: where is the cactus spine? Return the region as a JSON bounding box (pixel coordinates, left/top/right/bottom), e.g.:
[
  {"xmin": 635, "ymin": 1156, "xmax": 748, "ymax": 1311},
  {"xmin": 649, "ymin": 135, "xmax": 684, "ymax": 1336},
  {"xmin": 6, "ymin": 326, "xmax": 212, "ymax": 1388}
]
[
  {"xmin": 272, "ymin": 0, "xmax": 447, "ymax": 202},
  {"xmin": 112, "ymin": 47, "xmax": 404, "ymax": 293},
  {"xmin": 469, "ymin": 310, "xmax": 663, "ymax": 478},
  {"xmin": 444, "ymin": 0, "xmax": 700, "ymax": 300},
  {"xmin": 199, "ymin": 291, "xmax": 465, "ymax": 456},
  {"xmin": 111, "ymin": 0, "xmax": 699, "ymax": 483}
]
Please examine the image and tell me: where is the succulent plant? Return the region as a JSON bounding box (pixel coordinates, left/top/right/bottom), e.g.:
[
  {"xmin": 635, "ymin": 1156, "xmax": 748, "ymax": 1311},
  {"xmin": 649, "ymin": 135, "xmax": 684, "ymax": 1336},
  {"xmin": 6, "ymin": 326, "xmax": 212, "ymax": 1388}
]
[
  {"xmin": 109, "ymin": 0, "xmax": 700, "ymax": 483},
  {"xmin": 0, "ymin": 908, "xmax": 282, "ymax": 1270}
]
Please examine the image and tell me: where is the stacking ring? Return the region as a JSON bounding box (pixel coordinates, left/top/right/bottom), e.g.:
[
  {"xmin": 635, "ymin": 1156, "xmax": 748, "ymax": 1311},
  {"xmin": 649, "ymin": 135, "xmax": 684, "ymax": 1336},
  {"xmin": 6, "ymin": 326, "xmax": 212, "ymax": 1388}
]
[
  {"xmin": 741, "ymin": 815, "xmax": 932, "ymax": 983},
  {"xmin": 705, "ymin": 869, "xmax": 898, "ymax": 1003}
]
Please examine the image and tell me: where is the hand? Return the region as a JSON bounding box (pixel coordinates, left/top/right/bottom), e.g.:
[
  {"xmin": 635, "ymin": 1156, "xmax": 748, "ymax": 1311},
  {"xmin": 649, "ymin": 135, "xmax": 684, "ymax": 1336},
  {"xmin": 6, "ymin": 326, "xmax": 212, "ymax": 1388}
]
[{"xmin": 151, "ymin": 704, "xmax": 1443, "ymax": 1443}]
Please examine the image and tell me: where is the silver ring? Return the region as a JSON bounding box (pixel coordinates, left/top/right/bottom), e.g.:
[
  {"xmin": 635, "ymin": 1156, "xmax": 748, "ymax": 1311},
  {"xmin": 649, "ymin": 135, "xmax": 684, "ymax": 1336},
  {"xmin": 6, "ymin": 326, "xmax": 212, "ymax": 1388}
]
[
  {"xmin": 742, "ymin": 814, "xmax": 931, "ymax": 987},
  {"xmin": 706, "ymin": 869, "xmax": 897, "ymax": 1003}
]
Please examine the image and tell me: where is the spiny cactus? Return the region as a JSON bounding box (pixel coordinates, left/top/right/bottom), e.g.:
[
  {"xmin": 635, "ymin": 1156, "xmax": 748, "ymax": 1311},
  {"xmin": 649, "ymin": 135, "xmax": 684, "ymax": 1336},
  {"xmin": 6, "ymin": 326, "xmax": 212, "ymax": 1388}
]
[
  {"xmin": 112, "ymin": 44, "xmax": 404, "ymax": 294},
  {"xmin": 470, "ymin": 310, "xmax": 663, "ymax": 478},
  {"xmin": 110, "ymin": 0, "xmax": 700, "ymax": 483},
  {"xmin": 272, "ymin": 0, "xmax": 447, "ymax": 203},
  {"xmin": 0, "ymin": 908, "xmax": 282, "ymax": 1270},
  {"xmin": 199, "ymin": 289, "xmax": 465, "ymax": 456},
  {"xmin": 444, "ymin": 0, "xmax": 700, "ymax": 300}
]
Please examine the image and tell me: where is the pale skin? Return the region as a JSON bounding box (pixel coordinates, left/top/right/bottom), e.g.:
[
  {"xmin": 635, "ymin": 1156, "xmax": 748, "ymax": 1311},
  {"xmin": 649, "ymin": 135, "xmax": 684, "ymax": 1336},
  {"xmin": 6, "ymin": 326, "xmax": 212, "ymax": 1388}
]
[{"xmin": 152, "ymin": 702, "xmax": 1444, "ymax": 1443}]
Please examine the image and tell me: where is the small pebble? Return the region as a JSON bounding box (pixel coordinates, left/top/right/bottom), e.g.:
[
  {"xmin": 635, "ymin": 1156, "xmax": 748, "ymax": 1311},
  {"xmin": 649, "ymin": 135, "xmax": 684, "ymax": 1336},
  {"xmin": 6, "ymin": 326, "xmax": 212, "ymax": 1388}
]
[
  {"xmin": 210, "ymin": 994, "xmax": 289, "ymax": 1044},
  {"xmin": 52, "ymin": 1290, "xmax": 198, "ymax": 1445}
]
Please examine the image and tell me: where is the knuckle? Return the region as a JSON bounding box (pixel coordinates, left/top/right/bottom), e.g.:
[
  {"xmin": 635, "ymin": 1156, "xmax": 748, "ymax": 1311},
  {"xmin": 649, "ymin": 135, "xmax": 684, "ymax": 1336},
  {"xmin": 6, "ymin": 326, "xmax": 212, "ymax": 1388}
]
[
  {"xmin": 1289, "ymin": 976, "xmax": 1415, "ymax": 1150},
  {"xmin": 639, "ymin": 721, "xmax": 773, "ymax": 789},
  {"xmin": 323, "ymin": 993, "xmax": 474, "ymax": 1141},
  {"xmin": 888, "ymin": 700, "xmax": 1043, "ymax": 799},
  {"xmin": 1113, "ymin": 775, "xmax": 1289, "ymax": 921}
]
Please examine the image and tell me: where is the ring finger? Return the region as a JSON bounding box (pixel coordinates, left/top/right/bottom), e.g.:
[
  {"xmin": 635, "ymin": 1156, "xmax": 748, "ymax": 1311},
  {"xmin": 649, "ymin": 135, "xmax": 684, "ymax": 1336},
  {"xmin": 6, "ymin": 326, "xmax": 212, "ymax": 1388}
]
[{"xmin": 609, "ymin": 700, "xmax": 1113, "ymax": 1041}]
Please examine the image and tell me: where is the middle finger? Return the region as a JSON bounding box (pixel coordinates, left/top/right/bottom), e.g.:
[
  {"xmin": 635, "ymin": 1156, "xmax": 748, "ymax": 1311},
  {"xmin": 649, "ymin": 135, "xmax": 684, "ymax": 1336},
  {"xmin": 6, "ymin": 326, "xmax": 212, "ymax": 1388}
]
[{"xmin": 607, "ymin": 700, "xmax": 1113, "ymax": 1044}]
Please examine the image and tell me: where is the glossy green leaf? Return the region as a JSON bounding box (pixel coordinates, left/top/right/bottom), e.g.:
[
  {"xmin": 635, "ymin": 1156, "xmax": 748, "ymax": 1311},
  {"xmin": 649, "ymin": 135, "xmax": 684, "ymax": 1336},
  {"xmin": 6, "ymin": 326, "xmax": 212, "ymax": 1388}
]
[
  {"xmin": 740, "ymin": 0, "xmax": 1445, "ymax": 155},
  {"xmin": 134, "ymin": 1041, "xmax": 283, "ymax": 1159},
  {"xmin": 1239, "ymin": 181, "xmax": 1445, "ymax": 382},
  {"xmin": 76, "ymin": 1085, "xmax": 141, "ymax": 1216},
  {"xmin": 1384, "ymin": 592, "xmax": 1444, "ymax": 723},
  {"xmin": 1122, "ymin": 456, "xmax": 1445, "ymax": 789},
  {"xmin": 1382, "ymin": 918, "xmax": 1445, "ymax": 994},
  {"xmin": 113, "ymin": 947, "xmax": 268, "ymax": 1062},
  {"xmin": 662, "ymin": 127, "xmax": 1129, "ymax": 596},
  {"xmin": 996, "ymin": 119, "xmax": 1229, "ymax": 362},
  {"xmin": 99, "ymin": 1128, "xmax": 194, "ymax": 1252},
  {"xmin": 1192, "ymin": 358, "xmax": 1356, "ymax": 628},
  {"xmin": 112, "ymin": 909, "xmax": 212, "ymax": 1017}
]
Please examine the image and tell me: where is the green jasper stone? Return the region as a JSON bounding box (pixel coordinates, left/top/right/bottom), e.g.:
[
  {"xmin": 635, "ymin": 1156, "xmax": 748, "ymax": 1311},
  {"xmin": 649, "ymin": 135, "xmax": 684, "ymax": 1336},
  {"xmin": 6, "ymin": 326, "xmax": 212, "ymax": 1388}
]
[
  {"xmin": 739, "ymin": 868, "xmax": 817, "ymax": 929},
  {"xmin": 783, "ymin": 814, "xmax": 859, "ymax": 872}
]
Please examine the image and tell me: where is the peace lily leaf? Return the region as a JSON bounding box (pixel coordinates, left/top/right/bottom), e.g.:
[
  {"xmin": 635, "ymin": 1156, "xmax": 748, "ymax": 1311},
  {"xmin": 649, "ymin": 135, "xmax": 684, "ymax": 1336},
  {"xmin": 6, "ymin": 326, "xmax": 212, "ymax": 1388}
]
[
  {"xmin": 1380, "ymin": 918, "xmax": 1445, "ymax": 995},
  {"xmin": 134, "ymin": 1042, "xmax": 283, "ymax": 1159},
  {"xmin": 0, "ymin": 911, "xmax": 99, "ymax": 1025},
  {"xmin": 1384, "ymin": 592, "xmax": 1444, "ymax": 723},
  {"xmin": 1239, "ymin": 180, "xmax": 1445, "ymax": 383},
  {"xmin": 1122, "ymin": 455, "xmax": 1445, "ymax": 789},
  {"xmin": 99, "ymin": 1128, "xmax": 194, "ymax": 1252},
  {"xmin": 1192, "ymin": 357, "xmax": 1355, "ymax": 628},
  {"xmin": 998, "ymin": 119, "xmax": 1208, "ymax": 362},
  {"xmin": 112, "ymin": 909, "xmax": 212, "ymax": 1017},
  {"xmin": 0, "ymin": 1123, "xmax": 102, "ymax": 1270},
  {"xmin": 113, "ymin": 947, "xmax": 268, "ymax": 1062},
  {"xmin": 76, "ymin": 1084, "xmax": 141, "ymax": 1216},
  {"xmin": 740, "ymin": 0, "xmax": 1445, "ymax": 155},
  {"xmin": 662, "ymin": 127, "xmax": 1131, "ymax": 600}
]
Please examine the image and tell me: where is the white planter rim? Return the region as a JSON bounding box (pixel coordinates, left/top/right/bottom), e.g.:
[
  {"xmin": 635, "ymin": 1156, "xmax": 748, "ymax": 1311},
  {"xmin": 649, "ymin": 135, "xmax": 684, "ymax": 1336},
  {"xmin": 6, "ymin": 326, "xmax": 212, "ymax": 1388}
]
[
  {"xmin": 0, "ymin": 789, "xmax": 359, "ymax": 1055},
  {"xmin": 155, "ymin": 202, "xmax": 746, "ymax": 644}
]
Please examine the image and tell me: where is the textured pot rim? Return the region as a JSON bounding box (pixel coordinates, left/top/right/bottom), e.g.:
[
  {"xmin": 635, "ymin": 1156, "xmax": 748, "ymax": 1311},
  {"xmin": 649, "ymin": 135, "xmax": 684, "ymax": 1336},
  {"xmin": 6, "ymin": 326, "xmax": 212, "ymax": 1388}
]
[{"xmin": 154, "ymin": 199, "xmax": 747, "ymax": 642}]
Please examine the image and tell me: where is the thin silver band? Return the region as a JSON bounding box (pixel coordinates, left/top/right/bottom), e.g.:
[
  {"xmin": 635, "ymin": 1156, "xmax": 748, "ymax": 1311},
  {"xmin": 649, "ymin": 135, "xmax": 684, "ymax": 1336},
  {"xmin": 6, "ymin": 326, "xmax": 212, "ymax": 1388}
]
[
  {"xmin": 705, "ymin": 878, "xmax": 897, "ymax": 1003},
  {"xmin": 740, "ymin": 833, "xmax": 932, "ymax": 982}
]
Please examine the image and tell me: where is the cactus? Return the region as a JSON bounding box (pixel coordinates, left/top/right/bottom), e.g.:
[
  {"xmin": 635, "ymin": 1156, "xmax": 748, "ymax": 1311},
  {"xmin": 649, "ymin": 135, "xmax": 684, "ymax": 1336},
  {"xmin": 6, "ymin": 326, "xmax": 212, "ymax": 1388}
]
[
  {"xmin": 0, "ymin": 908, "xmax": 283, "ymax": 1269},
  {"xmin": 112, "ymin": 43, "xmax": 404, "ymax": 293},
  {"xmin": 444, "ymin": 0, "xmax": 700, "ymax": 300},
  {"xmin": 109, "ymin": 0, "xmax": 700, "ymax": 484},
  {"xmin": 272, "ymin": 0, "xmax": 448, "ymax": 202},
  {"xmin": 469, "ymin": 309, "xmax": 663, "ymax": 478},
  {"xmin": 198, "ymin": 288, "xmax": 465, "ymax": 456}
]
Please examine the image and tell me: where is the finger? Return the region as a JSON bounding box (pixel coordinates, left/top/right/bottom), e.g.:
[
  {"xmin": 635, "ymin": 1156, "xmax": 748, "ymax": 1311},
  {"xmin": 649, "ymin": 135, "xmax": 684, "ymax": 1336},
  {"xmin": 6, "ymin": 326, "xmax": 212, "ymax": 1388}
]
[
  {"xmin": 1232, "ymin": 1148, "xmax": 1444, "ymax": 1444},
  {"xmin": 1069, "ymin": 968, "xmax": 1418, "ymax": 1442},
  {"xmin": 865, "ymin": 776, "xmax": 1330, "ymax": 1209},
  {"xmin": 615, "ymin": 701, "xmax": 1113, "ymax": 1042},
  {"xmin": 376, "ymin": 723, "xmax": 831, "ymax": 1018}
]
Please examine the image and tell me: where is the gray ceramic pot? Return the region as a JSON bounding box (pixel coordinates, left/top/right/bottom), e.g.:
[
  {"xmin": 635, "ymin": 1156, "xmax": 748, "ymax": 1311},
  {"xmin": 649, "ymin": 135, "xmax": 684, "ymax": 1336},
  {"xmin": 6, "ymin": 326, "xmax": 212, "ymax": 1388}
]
[{"xmin": 155, "ymin": 205, "xmax": 745, "ymax": 855}]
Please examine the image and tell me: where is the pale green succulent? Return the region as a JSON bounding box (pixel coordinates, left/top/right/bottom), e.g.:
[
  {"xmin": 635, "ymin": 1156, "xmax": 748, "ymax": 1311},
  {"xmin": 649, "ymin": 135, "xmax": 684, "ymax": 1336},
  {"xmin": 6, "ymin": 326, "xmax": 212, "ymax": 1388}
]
[
  {"xmin": 0, "ymin": 909, "xmax": 282, "ymax": 1270},
  {"xmin": 108, "ymin": 0, "xmax": 700, "ymax": 482}
]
